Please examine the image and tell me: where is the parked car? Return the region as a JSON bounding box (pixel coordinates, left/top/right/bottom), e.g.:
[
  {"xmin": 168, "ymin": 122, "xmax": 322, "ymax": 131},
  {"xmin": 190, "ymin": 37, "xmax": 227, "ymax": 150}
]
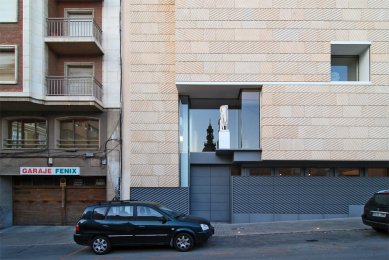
[
  {"xmin": 362, "ymin": 190, "xmax": 389, "ymax": 233},
  {"xmin": 74, "ymin": 200, "xmax": 214, "ymax": 254}
]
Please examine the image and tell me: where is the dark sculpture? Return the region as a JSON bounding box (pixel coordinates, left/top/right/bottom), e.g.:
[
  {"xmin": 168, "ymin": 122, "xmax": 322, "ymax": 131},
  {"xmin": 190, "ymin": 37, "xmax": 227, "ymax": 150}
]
[{"xmin": 202, "ymin": 121, "xmax": 216, "ymax": 152}]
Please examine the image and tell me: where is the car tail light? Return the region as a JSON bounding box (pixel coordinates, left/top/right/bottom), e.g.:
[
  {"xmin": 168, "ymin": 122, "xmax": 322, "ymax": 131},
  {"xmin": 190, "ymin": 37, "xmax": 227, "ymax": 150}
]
[{"xmin": 76, "ymin": 224, "xmax": 80, "ymax": 232}]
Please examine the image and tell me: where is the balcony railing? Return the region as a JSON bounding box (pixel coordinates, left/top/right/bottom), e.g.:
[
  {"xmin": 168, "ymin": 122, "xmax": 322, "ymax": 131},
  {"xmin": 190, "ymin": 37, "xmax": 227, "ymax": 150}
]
[
  {"xmin": 4, "ymin": 139, "xmax": 47, "ymax": 149},
  {"xmin": 46, "ymin": 18, "xmax": 102, "ymax": 45},
  {"xmin": 57, "ymin": 139, "xmax": 99, "ymax": 149},
  {"xmin": 46, "ymin": 76, "xmax": 103, "ymax": 101}
]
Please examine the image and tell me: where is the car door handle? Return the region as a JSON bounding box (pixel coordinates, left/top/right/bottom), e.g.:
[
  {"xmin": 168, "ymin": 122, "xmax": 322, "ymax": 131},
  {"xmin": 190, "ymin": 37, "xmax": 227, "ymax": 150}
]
[
  {"xmin": 102, "ymin": 225, "xmax": 109, "ymax": 228},
  {"xmin": 138, "ymin": 226, "xmax": 145, "ymax": 228}
]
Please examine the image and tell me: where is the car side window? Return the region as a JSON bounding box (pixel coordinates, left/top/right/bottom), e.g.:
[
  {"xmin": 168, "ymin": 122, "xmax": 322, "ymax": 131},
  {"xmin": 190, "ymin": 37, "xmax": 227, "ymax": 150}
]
[
  {"xmin": 106, "ymin": 206, "xmax": 134, "ymax": 220},
  {"xmin": 136, "ymin": 206, "xmax": 163, "ymax": 219},
  {"xmin": 92, "ymin": 207, "xmax": 108, "ymax": 220}
]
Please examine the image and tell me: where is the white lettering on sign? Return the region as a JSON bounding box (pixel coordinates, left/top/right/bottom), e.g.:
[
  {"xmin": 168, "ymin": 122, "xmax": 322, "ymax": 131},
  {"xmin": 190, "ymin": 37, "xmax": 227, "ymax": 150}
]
[{"xmin": 20, "ymin": 167, "xmax": 80, "ymax": 175}]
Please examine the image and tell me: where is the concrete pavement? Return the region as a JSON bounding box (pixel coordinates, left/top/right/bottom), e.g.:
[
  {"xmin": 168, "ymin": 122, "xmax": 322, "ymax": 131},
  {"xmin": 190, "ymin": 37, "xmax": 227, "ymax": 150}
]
[{"xmin": 0, "ymin": 218, "xmax": 368, "ymax": 247}]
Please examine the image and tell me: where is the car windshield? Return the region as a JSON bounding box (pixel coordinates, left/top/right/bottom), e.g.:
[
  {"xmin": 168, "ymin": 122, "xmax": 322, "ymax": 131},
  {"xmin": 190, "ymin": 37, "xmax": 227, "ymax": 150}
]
[
  {"xmin": 374, "ymin": 194, "xmax": 389, "ymax": 206},
  {"xmin": 158, "ymin": 205, "xmax": 185, "ymax": 218}
]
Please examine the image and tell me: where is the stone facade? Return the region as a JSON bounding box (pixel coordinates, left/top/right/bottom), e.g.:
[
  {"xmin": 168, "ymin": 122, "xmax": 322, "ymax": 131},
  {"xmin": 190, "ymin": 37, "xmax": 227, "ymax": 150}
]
[
  {"xmin": 122, "ymin": 0, "xmax": 389, "ymax": 190},
  {"xmin": 122, "ymin": 0, "xmax": 178, "ymax": 194}
]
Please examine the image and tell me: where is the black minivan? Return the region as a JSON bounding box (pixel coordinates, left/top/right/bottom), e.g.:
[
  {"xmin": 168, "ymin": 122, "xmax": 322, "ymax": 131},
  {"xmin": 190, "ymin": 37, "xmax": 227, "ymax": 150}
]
[
  {"xmin": 74, "ymin": 200, "xmax": 214, "ymax": 254},
  {"xmin": 362, "ymin": 190, "xmax": 389, "ymax": 233}
]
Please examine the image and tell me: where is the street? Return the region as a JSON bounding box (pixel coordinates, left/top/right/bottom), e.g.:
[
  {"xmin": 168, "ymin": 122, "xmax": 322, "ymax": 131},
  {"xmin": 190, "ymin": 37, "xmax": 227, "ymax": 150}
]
[{"xmin": 1, "ymin": 229, "xmax": 388, "ymax": 260}]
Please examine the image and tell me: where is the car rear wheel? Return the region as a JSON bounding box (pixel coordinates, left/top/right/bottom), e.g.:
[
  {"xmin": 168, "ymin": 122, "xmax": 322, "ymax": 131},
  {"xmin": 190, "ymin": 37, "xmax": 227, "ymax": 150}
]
[
  {"xmin": 91, "ymin": 236, "xmax": 111, "ymax": 255},
  {"xmin": 173, "ymin": 232, "xmax": 194, "ymax": 252}
]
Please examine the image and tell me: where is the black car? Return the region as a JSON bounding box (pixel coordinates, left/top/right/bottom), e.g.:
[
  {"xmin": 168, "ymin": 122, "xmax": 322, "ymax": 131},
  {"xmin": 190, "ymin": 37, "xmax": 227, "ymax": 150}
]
[
  {"xmin": 362, "ymin": 190, "xmax": 389, "ymax": 232},
  {"xmin": 74, "ymin": 200, "xmax": 214, "ymax": 254}
]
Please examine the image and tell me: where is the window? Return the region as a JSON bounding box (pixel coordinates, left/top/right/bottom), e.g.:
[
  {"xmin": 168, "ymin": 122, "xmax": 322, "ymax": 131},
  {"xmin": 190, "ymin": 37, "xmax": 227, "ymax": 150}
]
[
  {"xmin": 65, "ymin": 63, "xmax": 94, "ymax": 96},
  {"xmin": 65, "ymin": 9, "xmax": 94, "ymax": 37},
  {"xmin": 137, "ymin": 206, "xmax": 163, "ymax": 218},
  {"xmin": 0, "ymin": 46, "xmax": 17, "ymax": 83},
  {"xmin": 185, "ymin": 89, "xmax": 260, "ymax": 152},
  {"xmin": 5, "ymin": 119, "xmax": 47, "ymax": 149},
  {"xmin": 331, "ymin": 56, "xmax": 358, "ymax": 81},
  {"xmin": 337, "ymin": 168, "xmax": 360, "ymax": 177},
  {"xmin": 93, "ymin": 207, "xmax": 108, "ymax": 220},
  {"xmin": 0, "ymin": 0, "xmax": 17, "ymax": 22},
  {"xmin": 331, "ymin": 42, "xmax": 370, "ymax": 82},
  {"xmin": 189, "ymin": 104, "xmax": 240, "ymax": 152},
  {"xmin": 367, "ymin": 168, "xmax": 389, "ymax": 177},
  {"xmin": 277, "ymin": 168, "xmax": 301, "ymax": 176},
  {"xmin": 241, "ymin": 91, "xmax": 260, "ymax": 149},
  {"xmin": 305, "ymin": 168, "xmax": 331, "ymax": 177},
  {"xmin": 59, "ymin": 118, "xmax": 99, "ymax": 149},
  {"xmin": 245, "ymin": 168, "xmax": 272, "ymax": 176},
  {"xmin": 106, "ymin": 206, "xmax": 134, "ymax": 220}
]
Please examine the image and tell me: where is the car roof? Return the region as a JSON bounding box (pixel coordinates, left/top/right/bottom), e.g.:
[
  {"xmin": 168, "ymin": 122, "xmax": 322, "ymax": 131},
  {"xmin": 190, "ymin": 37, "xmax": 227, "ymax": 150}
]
[
  {"xmin": 376, "ymin": 190, "xmax": 389, "ymax": 194},
  {"xmin": 88, "ymin": 200, "xmax": 162, "ymax": 208}
]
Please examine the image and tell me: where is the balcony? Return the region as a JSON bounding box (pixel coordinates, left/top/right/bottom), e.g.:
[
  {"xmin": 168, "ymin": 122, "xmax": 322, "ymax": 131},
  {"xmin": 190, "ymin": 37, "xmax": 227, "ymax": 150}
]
[
  {"xmin": 45, "ymin": 18, "xmax": 103, "ymax": 55},
  {"xmin": 45, "ymin": 76, "xmax": 103, "ymax": 109}
]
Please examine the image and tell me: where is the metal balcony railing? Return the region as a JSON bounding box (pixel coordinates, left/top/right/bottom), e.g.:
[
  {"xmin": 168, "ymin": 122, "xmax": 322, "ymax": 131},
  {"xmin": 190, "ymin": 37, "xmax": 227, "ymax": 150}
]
[
  {"xmin": 46, "ymin": 18, "xmax": 102, "ymax": 45},
  {"xmin": 46, "ymin": 76, "xmax": 103, "ymax": 101},
  {"xmin": 4, "ymin": 139, "xmax": 47, "ymax": 149},
  {"xmin": 57, "ymin": 139, "xmax": 99, "ymax": 149}
]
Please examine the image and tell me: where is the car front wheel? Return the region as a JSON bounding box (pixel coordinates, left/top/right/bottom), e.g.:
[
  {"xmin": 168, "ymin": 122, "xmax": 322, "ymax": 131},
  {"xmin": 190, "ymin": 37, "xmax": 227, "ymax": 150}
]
[
  {"xmin": 173, "ymin": 232, "xmax": 194, "ymax": 252},
  {"xmin": 91, "ymin": 235, "xmax": 111, "ymax": 255}
]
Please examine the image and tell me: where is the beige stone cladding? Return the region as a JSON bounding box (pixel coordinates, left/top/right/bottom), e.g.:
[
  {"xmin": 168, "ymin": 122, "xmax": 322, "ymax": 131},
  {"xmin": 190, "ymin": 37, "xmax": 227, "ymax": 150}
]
[
  {"xmin": 175, "ymin": 0, "xmax": 389, "ymax": 161},
  {"xmin": 261, "ymin": 84, "xmax": 389, "ymax": 160},
  {"xmin": 176, "ymin": 0, "xmax": 389, "ymax": 83},
  {"xmin": 122, "ymin": 0, "xmax": 178, "ymax": 190}
]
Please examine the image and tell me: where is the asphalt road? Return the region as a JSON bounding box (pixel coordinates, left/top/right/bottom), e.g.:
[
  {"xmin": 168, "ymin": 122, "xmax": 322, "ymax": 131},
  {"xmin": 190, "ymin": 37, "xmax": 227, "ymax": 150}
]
[{"xmin": 1, "ymin": 229, "xmax": 388, "ymax": 260}]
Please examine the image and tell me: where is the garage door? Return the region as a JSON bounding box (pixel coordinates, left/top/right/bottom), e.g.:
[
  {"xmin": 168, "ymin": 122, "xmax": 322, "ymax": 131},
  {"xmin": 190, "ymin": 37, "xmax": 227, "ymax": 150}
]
[
  {"xmin": 190, "ymin": 166, "xmax": 230, "ymax": 222},
  {"xmin": 13, "ymin": 177, "xmax": 106, "ymax": 225}
]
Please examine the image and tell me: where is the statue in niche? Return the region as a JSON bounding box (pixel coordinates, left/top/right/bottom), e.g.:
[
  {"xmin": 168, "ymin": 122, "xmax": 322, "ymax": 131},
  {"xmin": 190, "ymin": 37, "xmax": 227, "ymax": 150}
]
[
  {"xmin": 202, "ymin": 120, "xmax": 216, "ymax": 152},
  {"xmin": 219, "ymin": 105, "xmax": 228, "ymax": 131}
]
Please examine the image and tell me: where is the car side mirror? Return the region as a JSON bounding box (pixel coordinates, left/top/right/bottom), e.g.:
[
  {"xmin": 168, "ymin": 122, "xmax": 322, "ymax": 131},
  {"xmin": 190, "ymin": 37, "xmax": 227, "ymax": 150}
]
[{"xmin": 160, "ymin": 216, "xmax": 168, "ymax": 223}]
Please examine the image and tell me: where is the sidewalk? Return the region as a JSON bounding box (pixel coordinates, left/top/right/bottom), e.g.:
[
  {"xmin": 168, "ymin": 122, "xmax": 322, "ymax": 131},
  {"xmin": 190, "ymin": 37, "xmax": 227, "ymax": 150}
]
[
  {"xmin": 0, "ymin": 218, "xmax": 367, "ymax": 246},
  {"xmin": 213, "ymin": 217, "xmax": 366, "ymax": 237}
]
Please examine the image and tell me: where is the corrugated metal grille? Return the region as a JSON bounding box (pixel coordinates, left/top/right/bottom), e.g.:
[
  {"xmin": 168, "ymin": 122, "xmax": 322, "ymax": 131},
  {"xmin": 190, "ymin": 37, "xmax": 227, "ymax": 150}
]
[
  {"xmin": 232, "ymin": 177, "xmax": 389, "ymax": 214},
  {"xmin": 130, "ymin": 187, "xmax": 190, "ymax": 214}
]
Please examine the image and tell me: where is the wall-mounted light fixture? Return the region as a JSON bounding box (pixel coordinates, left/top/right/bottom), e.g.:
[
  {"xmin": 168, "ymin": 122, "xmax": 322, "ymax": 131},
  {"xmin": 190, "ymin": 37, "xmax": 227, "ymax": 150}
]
[{"xmin": 47, "ymin": 157, "xmax": 53, "ymax": 167}]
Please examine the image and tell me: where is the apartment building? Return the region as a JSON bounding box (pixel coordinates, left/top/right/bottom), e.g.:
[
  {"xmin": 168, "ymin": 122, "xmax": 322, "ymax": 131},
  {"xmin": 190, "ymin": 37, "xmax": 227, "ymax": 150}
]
[
  {"xmin": 122, "ymin": 1, "xmax": 389, "ymax": 223},
  {"xmin": 0, "ymin": 0, "xmax": 121, "ymax": 227}
]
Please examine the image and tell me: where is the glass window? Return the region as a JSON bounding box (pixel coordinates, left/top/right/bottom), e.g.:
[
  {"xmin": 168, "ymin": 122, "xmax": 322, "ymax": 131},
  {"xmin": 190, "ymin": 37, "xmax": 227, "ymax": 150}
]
[
  {"xmin": 137, "ymin": 206, "xmax": 163, "ymax": 218},
  {"xmin": 93, "ymin": 207, "xmax": 108, "ymax": 220},
  {"xmin": 337, "ymin": 168, "xmax": 360, "ymax": 177},
  {"xmin": 367, "ymin": 168, "xmax": 389, "ymax": 177},
  {"xmin": 189, "ymin": 109, "xmax": 240, "ymax": 152},
  {"xmin": 0, "ymin": 46, "xmax": 17, "ymax": 83},
  {"xmin": 6, "ymin": 119, "xmax": 47, "ymax": 149},
  {"xmin": 374, "ymin": 194, "xmax": 389, "ymax": 206},
  {"xmin": 305, "ymin": 168, "xmax": 330, "ymax": 177},
  {"xmin": 179, "ymin": 97, "xmax": 189, "ymax": 186},
  {"xmin": 231, "ymin": 166, "xmax": 241, "ymax": 176},
  {"xmin": 248, "ymin": 168, "xmax": 272, "ymax": 176},
  {"xmin": 59, "ymin": 118, "xmax": 99, "ymax": 149},
  {"xmin": 330, "ymin": 43, "xmax": 370, "ymax": 82},
  {"xmin": 0, "ymin": 0, "xmax": 17, "ymax": 22},
  {"xmin": 277, "ymin": 168, "xmax": 301, "ymax": 176},
  {"xmin": 331, "ymin": 56, "xmax": 358, "ymax": 81},
  {"xmin": 241, "ymin": 91, "xmax": 260, "ymax": 149},
  {"xmin": 106, "ymin": 206, "xmax": 134, "ymax": 220}
]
